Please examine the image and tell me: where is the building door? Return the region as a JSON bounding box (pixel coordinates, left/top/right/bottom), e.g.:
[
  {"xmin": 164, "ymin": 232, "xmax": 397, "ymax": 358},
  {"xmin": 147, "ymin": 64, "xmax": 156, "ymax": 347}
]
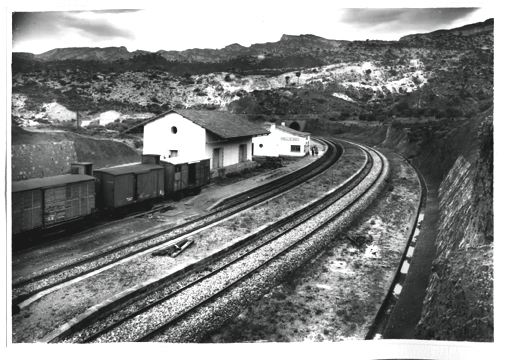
[
  {"xmin": 212, "ymin": 148, "xmax": 223, "ymax": 169},
  {"xmin": 239, "ymin": 144, "xmax": 247, "ymax": 162}
]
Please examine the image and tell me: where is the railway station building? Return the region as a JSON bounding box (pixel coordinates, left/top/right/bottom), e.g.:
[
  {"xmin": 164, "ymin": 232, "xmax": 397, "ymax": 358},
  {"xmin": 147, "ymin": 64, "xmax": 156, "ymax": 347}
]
[
  {"xmin": 142, "ymin": 110, "xmax": 269, "ymax": 177},
  {"xmin": 252, "ymin": 122, "xmax": 310, "ymax": 157}
]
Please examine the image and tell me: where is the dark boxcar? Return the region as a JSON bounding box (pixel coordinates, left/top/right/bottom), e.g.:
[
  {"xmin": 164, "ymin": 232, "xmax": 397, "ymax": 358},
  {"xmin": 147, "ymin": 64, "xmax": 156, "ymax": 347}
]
[
  {"xmin": 161, "ymin": 161, "xmax": 186, "ymax": 195},
  {"xmin": 161, "ymin": 158, "xmax": 210, "ymax": 196},
  {"xmin": 12, "ymin": 174, "xmax": 95, "ymax": 234},
  {"xmin": 94, "ymin": 163, "xmax": 164, "ymax": 209},
  {"xmin": 187, "ymin": 159, "xmax": 211, "ymax": 190},
  {"xmin": 198, "ymin": 159, "xmax": 211, "ymax": 187}
]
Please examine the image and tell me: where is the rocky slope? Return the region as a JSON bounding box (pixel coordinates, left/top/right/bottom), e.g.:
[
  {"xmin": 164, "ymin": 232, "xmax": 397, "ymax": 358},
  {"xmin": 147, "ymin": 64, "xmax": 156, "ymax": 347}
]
[
  {"xmin": 11, "ymin": 19, "xmax": 492, "ymax": 130},
  {"xmin": 415, "ymin": 113, "xmax": 493, "ymax": 341},
  {"xmin": 11, "ymin": 58, "xmax": 429, "ymax": 126}
]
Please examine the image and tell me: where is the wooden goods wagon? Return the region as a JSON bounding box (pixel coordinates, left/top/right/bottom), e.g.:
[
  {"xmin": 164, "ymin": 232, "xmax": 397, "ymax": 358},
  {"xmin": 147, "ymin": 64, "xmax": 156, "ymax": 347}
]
[
  {"xmin": 94, "ymin": 163, "xmax": 164, "ymax": 209},
  {"xmin": 191, "ymin": 159, "xmax": 210, "ymax": 189},
  {"xmin": 12, "ymin": 174, "xmax": 95, "ymax": 234},
  {"xmin": 161, "ymin": 158, "xmax": 210, "ymax": 196}
]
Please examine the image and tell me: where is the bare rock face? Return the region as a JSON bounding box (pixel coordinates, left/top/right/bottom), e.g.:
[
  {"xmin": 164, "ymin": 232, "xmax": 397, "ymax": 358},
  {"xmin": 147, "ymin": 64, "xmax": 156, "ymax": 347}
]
[{"xmin": 415, "ymin": 114, "xmax": 493, "ymax": 341}]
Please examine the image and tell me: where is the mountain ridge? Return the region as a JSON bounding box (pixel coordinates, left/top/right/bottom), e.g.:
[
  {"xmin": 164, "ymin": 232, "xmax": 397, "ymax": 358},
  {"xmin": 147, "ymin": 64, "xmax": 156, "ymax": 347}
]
[{"xmin": 14, "ymin": 18, "xmax": 492, "ymax": 64}]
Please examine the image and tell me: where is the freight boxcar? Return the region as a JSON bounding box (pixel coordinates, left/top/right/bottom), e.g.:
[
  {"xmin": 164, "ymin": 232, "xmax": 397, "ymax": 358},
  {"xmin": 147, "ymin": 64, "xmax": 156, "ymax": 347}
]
[
  {"xmin": 94, "ymin": 163, "xmax": 164, "ymax": 210},
  {"xmin": 160, "ymin": 158, "xmax": 210, "ymax": 198},
  {"xmin": 12, "ymin": 173, "xmax": 96, "ymax": 235}
]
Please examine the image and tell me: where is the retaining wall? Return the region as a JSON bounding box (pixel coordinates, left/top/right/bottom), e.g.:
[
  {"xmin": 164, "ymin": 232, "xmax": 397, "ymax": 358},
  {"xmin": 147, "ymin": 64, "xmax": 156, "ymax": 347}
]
[{"xmin": 12, "ymin": 141, "xmax": 77, "ymax": 181}]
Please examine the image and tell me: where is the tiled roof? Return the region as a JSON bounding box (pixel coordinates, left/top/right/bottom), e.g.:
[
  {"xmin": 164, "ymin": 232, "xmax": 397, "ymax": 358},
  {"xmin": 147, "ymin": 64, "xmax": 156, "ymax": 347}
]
[
  {"xmin": 146, "ymin": 110, "xmax": 269, "ymax": 139},
  {"xmin": 94, "ymin": 163, "xmax": 163, "ymax": 176},
  {"xmin": 12, "ymin": 174, "xmax": 95, "ymax": 192}
]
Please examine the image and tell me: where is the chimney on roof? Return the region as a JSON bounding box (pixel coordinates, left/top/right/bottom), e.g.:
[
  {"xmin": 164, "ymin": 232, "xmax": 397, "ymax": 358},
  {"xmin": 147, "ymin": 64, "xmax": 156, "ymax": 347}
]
[{"xmin": 281, "ymin": 122, "xmax": 286, "ymax": 127}]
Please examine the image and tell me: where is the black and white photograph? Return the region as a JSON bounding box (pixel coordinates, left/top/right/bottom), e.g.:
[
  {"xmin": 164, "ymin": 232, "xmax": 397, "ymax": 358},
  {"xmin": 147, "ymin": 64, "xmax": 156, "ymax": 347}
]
[{"xmin": 3, "ymin": 0, "xmax": 499, "ymax": 358}]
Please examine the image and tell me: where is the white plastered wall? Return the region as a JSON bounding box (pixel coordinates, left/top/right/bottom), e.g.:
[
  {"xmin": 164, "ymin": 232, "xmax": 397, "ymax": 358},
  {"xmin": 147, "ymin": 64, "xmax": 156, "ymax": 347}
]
[
  {"xmin": 253, "ymin": 125, "xmax": 310, "ymax": 157},
  {"xmin": 205, "ymin": 134, "xmax": 253, "ymax": 168},
  {"xmin": 143, "ymin": 113, "xmax": 207, "ymax": 162}
]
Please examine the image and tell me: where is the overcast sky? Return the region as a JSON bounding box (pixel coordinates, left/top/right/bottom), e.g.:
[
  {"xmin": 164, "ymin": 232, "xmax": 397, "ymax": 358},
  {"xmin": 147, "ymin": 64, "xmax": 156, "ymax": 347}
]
[{"xmin": 11, "ymin": 1, "xmax": 495, "ymax": 54}]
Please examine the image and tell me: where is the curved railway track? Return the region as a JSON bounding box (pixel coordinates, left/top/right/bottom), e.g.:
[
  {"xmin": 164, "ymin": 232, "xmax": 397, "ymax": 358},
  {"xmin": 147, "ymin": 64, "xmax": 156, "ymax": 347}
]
[
  {"xmin": 13, "ymin": 138, "xmax": 341, "ymax": 308},
  {"xmin": 47, "ymin": 142, "xmax": 389, "ymax": 343}
]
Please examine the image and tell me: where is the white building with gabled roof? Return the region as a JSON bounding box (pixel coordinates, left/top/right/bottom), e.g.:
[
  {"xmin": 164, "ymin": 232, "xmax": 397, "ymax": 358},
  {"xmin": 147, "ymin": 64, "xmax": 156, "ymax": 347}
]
[
  {"xmin": 142, "ymin": 110, "xmax": 269, "ymax": 176},
  {"xmin": 253, "ymin": 122, "xmax": 310, "ymax": 157}
]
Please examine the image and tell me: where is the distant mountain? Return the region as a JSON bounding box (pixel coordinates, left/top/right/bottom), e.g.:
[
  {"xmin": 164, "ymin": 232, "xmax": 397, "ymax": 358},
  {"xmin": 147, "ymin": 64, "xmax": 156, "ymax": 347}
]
[
  {"xmin": 35, "ymin": 46, "xmax": 132, "ymax": 62},
  {"xmin": 12, "ymin": 19, "xmax": 492, "ymax": 66}
]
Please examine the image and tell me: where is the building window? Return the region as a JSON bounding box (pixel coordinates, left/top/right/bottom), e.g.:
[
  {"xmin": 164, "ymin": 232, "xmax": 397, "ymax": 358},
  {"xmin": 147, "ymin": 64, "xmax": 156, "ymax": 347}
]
[
  {"xmin": 171, "ymin": 126, "xmax": 178, "ymax": 134},
  {"xmin": 212, "ymin": 148, "xmax": 223, "ymax": 169},
  {"xmin": 291, "ymin": 145, "xmax": 301, "ymax": 152},
  {"xmin": 170, "ymin": 150, "xmax": 178, "ymax": 158},
  {"xmin": 239, "ymin": 144, "xmax": 247, "ymax": 162}
]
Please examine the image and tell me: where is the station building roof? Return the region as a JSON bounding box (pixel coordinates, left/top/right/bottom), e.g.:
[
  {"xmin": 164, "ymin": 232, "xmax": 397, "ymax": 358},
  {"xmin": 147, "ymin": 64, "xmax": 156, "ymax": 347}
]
[{"xmin": 140, "ymin": 110, "xmax": 269, "ymax": 140}]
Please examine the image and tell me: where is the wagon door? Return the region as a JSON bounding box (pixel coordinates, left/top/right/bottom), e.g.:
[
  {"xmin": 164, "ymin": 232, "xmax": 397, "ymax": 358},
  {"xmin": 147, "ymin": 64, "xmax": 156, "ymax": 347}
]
[
  {"xmin": 173, "ymin": 165, "xmax": 182, "ymax": 192},
  {"xmin": 188, "ymin": 163, "xmax": 197, "ymax": 188},
  {"xmin": 156, "ymin": 168, "xmax": 164, "ymax": 197},
  {"xmin": 163, "ymin": 163, "xmax": 175, "ymax": 194},
  {"xmin": 44, "ymin": 186, "xmax": 67, "ymax": 226},
  {"xmin": 181, "ymin": 163, "xmax": 189, "ymax": 190},
  {"xmin": 136, "ymin": 171, "xmax": 153, "ymax": 201},
  {"xmin": 113, "ymin": 173, "xmax": 136, "ymax": 207}
]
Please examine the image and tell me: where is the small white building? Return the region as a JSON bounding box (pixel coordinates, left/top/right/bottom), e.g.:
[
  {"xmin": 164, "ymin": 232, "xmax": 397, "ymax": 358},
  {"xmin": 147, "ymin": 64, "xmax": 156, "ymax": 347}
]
[
  {"xmin": 142, "ymin": 110, "xmax": 269, "ymax": 175},
  {"xmin": 253, "ymin": 122, "xmax": 310, "ymax": 157}
]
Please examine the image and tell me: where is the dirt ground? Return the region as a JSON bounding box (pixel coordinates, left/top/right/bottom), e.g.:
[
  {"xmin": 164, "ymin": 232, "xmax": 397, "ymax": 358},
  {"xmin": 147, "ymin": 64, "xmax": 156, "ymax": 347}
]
[{"xmin": 205, "ymin": 149, "xmax": 421, "ymax": 342}]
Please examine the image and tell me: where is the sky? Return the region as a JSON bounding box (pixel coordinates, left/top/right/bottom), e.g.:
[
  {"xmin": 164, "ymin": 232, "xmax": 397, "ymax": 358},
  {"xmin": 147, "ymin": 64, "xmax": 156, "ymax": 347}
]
[{"xmin": 10, "ymin": 1, "xmax": 496, "ymax": 54}]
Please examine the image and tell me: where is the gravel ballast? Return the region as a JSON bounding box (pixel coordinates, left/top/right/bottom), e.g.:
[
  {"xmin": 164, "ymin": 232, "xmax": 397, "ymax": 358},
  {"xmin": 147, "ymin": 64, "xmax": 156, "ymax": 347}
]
[
  {"xmin": 56, "ymin": 144, "xmax": 387, "ymax": 342},
  {"xmin": 13, "ymin": 141, "xmax": 362, "ymax": 342}
]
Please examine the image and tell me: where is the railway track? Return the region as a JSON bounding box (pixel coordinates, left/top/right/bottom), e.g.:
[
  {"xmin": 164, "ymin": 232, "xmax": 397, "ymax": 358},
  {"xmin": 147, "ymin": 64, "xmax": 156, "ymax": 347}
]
[
  {"xmin": 46, "ymin": 142, "xmax": 388, "ymax": 343},
  {"xmin": 13, "ymin": 138, "xmax": 341, "ymax": 308}
]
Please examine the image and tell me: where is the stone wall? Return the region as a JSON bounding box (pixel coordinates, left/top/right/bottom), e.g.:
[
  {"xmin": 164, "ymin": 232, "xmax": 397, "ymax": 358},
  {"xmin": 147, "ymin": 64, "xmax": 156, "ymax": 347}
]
[
  {"xmin": 415, "ymin": 116, "xmax": 493, "ymax": 341},
  {"xmin": 12, "ymin": 141, "xmax": 77, "ymax": 181}
]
